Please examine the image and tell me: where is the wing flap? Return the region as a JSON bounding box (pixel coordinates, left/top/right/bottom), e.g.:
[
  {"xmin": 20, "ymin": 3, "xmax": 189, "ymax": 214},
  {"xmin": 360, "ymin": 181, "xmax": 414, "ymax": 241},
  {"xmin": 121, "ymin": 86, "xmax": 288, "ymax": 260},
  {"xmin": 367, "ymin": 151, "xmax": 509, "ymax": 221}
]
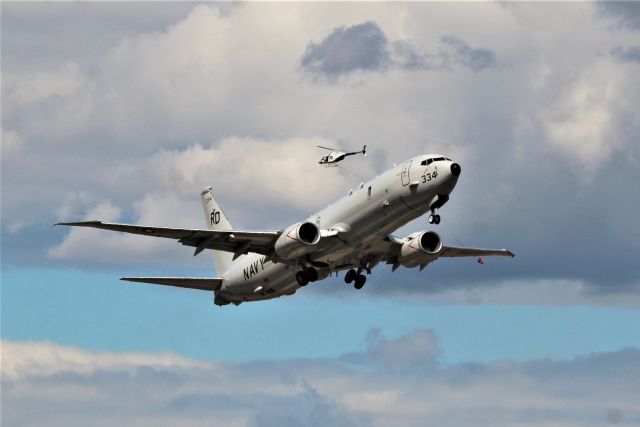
[{"xmin": 121, "ymin": 277, "xmax": 223, "ymax": 291}]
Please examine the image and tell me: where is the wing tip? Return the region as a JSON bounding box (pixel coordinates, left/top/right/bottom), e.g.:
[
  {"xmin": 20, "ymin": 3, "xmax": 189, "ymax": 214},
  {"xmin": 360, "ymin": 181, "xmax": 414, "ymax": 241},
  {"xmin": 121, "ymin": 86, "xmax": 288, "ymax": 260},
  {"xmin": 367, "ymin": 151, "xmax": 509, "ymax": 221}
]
[{"xmin": 55, "ymin": 220, "xmax": 103, "ymax": 227}]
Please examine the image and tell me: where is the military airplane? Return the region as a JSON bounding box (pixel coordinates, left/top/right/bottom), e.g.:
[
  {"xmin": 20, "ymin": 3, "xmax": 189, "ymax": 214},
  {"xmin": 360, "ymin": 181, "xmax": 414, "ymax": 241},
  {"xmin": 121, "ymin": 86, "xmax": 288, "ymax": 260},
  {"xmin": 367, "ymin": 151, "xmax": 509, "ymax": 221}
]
[
  {"xmin": 57, "ymin": 154, "xmax": 514, "ymax": 306},
  {"xmin": 317, "ymin": 144, "xmax": 366, "ymax": 165}
]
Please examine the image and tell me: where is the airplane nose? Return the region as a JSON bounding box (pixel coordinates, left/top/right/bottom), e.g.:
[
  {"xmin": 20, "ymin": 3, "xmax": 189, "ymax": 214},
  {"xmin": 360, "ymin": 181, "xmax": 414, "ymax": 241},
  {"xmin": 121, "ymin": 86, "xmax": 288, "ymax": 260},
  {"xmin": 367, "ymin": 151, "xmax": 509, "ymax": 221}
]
[{"xmin": 450, "ymin": 163, "xmax": 461, "ymax": 177}]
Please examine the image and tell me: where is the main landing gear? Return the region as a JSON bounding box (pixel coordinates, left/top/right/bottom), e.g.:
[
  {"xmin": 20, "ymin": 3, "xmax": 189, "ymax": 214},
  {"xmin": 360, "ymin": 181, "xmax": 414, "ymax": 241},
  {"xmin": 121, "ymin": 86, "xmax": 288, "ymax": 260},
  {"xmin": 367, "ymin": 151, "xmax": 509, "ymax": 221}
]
[
  {"xmin": 296, "ymin": 267, "xmax": 319, "ymax": 287},
  {"xmin": 344, "ymin": 269, "xmax": 367, "ymax": 289}
]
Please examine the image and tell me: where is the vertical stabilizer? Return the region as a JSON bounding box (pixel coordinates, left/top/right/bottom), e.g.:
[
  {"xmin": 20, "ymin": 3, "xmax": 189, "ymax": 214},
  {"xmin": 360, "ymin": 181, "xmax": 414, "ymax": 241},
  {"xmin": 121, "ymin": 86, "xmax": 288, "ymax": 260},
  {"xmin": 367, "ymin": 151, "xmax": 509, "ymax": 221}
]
[{"xmin": 201, "ymin": 186, "xmax": 235, "ymax": 275}]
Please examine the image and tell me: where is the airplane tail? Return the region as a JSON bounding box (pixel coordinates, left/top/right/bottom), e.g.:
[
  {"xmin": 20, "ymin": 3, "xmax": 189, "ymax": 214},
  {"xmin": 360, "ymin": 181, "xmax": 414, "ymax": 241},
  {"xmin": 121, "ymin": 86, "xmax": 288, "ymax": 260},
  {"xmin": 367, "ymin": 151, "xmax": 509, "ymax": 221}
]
[{"xmin": 201, "ymin": 186, "xmax": 235, "ymax": 275}]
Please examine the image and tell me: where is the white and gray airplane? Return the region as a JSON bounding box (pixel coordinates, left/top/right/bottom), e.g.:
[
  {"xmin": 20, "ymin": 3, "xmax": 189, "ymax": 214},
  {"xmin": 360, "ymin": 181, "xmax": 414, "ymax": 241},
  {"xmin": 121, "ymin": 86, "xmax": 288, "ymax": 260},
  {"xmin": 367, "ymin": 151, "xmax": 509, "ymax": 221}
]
[
  {"xmin": 58, "ymin": 154, "xmax": 514, "ymax": 306},
  {"xmin": 317, "ymin": 144, "xmax": 366, "ymax": 165}
]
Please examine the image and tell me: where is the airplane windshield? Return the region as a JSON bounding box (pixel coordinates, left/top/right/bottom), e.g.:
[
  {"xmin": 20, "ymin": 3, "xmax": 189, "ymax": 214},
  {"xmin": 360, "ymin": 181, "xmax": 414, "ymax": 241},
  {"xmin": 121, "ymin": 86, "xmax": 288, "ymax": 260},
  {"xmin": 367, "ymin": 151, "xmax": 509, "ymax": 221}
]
[{"xmin": 421, "ymin": 157, "xmax": 447, "ymax": 166}]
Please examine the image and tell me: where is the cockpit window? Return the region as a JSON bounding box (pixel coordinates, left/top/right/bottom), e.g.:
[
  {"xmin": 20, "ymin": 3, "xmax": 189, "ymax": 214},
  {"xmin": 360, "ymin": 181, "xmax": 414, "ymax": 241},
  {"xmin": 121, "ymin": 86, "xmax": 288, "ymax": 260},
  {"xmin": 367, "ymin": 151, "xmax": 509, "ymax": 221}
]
[{"xmin": 421, "ymin": 157, "xmax": 447, "ymax": 166}]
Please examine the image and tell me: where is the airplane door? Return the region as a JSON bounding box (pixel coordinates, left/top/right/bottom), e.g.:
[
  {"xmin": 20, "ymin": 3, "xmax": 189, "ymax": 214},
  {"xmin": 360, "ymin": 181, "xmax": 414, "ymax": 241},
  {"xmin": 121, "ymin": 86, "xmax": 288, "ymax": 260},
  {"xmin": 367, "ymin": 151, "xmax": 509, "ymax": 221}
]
[{"xmin": 401, "ymin": 160, "xmax": 412, "ymax": 186}]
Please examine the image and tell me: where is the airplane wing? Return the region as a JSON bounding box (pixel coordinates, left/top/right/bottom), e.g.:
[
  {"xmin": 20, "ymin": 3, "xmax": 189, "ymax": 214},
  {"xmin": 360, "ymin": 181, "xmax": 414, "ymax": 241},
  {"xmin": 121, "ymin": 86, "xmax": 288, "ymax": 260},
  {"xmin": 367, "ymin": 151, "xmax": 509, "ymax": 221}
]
[
  {"xmin": 368, "ymin": 235, "xmax": 514, "ymax": 271},
  {"xmin": 440, "ymin": 246, "xmax": 515, "ymax": 258},
  {"xmin": 56, "ymin": 221, "xmax": 280, "ymax": 257},
  {"xmin": 121, "ymin": 277, "xmax": 223, "ymax": 291}
]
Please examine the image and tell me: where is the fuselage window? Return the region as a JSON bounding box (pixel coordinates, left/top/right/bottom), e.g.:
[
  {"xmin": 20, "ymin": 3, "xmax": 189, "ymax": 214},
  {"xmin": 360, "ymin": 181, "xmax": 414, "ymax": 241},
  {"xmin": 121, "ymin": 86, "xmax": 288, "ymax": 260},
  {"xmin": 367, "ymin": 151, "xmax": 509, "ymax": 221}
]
[{"xmin": 367, "ymin": 186, "xmax": 372, "ymax": 198}]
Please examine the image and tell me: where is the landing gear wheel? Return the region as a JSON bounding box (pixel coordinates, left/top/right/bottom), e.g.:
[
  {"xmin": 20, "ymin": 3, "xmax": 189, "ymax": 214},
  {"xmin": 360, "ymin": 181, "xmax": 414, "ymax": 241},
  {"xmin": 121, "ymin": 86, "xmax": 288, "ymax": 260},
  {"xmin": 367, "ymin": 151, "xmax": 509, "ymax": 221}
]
[
  {"xmin": 296, "ymin": 271, "xmax": 310, "ymax": 287},
  {"xmin": 306, "ymin": 267, "xmax": 319, "ymax": 282},
  {"xmin": 354, "ymin": 274, "xmax": 366, "ymax": 289},
  {"xmin": 344, "ymin": 269, "xmax": 357, "ymax": 284},
  {"xmin": 428, "ymin": 214, "xmax": 441, "ymax": 225}
]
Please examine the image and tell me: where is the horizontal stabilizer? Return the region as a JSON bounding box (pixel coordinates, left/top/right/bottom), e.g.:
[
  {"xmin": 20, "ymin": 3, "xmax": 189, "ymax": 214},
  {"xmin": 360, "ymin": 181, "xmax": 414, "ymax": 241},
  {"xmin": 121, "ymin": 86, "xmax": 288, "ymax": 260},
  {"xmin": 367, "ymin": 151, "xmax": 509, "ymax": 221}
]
[{"xmin": 121, "ymin": 277, "xmax": 223, "ymax": 291}]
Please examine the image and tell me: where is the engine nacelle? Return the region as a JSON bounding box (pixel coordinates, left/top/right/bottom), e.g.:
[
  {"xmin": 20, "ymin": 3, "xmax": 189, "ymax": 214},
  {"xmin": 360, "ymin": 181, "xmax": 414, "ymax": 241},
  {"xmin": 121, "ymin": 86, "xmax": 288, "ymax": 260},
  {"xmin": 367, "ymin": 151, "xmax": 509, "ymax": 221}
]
[
  {"xmin": 399, "ymin": 231, "xmax": 443, "ymax": 268},
  {"xmin": 274, "ymin": 222, "xmax": 321, "ymax": 260}
]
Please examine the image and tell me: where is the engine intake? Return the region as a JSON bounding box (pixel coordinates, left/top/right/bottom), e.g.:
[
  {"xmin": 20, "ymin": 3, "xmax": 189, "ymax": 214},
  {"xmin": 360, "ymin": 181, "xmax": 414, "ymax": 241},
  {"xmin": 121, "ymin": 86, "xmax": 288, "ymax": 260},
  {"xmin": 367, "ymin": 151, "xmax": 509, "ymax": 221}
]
[
  {"xmin": 274, "ymin": 222, "xmax": 320, "ymax": 260},
  {"xmin": 399, "ymin": 231, "xmax": 443, "ymax": 268}
]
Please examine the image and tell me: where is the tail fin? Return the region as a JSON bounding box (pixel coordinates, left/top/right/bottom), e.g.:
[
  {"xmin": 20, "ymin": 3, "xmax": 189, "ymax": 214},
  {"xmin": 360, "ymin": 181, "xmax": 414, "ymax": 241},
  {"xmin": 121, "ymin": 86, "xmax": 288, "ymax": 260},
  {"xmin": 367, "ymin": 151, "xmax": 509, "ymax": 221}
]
[{"xmin": 201, "ymin": 186, "xmax": 235, "ymax": 275}]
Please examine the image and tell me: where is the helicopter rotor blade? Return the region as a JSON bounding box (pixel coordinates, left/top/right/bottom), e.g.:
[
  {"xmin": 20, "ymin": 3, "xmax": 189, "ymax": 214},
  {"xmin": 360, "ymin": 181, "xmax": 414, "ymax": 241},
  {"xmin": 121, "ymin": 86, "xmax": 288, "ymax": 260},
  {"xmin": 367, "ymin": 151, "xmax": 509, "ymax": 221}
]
[{"xmin": 316, "ymin": 145, "xmax": 336, "ymax": 151}]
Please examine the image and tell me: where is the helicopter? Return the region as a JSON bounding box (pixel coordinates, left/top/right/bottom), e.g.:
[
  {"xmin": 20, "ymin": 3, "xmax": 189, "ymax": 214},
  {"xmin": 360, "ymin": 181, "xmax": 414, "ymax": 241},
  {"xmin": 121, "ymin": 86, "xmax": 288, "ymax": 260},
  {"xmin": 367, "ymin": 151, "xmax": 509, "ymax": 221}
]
[{"xmin": 317, "ymin": 144, "xmax": 366, "ymax": 166}]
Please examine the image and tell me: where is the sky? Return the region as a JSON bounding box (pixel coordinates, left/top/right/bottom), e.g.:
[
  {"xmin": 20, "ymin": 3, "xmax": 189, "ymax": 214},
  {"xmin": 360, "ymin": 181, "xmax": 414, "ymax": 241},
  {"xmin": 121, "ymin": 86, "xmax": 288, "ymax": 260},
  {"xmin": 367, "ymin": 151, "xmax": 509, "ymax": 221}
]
[{"xmin": 1, "ymin": 2, "xmax": 640, "ymax": 426}]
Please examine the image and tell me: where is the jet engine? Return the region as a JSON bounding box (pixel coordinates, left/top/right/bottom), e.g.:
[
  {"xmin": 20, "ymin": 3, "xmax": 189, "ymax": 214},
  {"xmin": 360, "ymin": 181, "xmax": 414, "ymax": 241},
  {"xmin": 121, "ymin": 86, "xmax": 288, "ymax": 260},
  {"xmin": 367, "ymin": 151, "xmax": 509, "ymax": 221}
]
[
  {"xmin": 399, "ymin": 231, "xmax": 443, "ymax": 268},
  {"xmin": 274, "ymin": 221, "xmax": 321, "ymax": 260}
]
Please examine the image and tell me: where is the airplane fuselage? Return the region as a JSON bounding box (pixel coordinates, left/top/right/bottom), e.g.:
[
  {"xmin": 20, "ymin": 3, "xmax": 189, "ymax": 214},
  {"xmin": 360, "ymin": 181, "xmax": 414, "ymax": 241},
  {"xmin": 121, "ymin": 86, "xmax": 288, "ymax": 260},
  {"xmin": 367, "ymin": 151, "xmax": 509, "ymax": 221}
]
[{"xmin": 219, "ymin": 154, "xmax": 460, "ymax": 304}]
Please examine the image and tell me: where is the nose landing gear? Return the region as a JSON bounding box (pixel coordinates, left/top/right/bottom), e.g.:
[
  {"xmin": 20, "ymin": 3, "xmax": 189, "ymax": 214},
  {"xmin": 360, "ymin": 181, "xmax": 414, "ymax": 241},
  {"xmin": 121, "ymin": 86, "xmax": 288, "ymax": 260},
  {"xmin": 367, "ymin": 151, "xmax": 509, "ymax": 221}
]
[
  {"xmin": 428, "ymin": 212, "xmax": 441, "ymax": 225},
  {"xmin": 427, "ymin": 194, "xmax": 448, "ymax": 225},
  {"xmin": 344, "ymin": 268, "xmax": 367, "ymax": 289}
]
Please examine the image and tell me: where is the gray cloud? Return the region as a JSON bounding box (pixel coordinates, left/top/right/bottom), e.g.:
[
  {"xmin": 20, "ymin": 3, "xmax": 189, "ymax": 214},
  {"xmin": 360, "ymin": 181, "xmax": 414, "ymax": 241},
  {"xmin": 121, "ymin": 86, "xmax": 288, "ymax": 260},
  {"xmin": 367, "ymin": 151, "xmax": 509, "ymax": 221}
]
[
  {"xmin": 611, "ymin": 45, "xmax": 640, "ymax": 62},
  {"xmin": 249, "ymin": 381, "xmax": 371, "ymax": 427},
  {"xmin": 596, "ymin": 1, "xmax": 640, "ymax": 31},
  {"xmin": 300, "ymin": 21, "xmax": 391, "ymax": 78},
  {"xmin": 300, "ymin": 21, "xmax": 496, "ymax": 79},
  {"xmin": 3, "ymin": 338, "xmax": 640, "ymax": 427},
  {"xmin": 440, "ymin": 35, "xmax": 497, "ymax": 71}
]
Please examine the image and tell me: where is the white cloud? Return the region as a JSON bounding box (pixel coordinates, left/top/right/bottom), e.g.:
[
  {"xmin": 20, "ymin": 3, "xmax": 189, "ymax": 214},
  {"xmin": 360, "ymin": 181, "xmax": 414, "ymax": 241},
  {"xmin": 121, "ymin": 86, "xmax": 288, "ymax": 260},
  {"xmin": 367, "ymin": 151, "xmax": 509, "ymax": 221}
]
[
  {"xmin": 2, "ymin": 337, "xmax": 639, "ymax": 427},
  {"xmin": 150, "ymin": 138, "xmax": 358, "ymax": 212},
  {"xmin": 2, "ymin": 62, "xmax": 85, "ymax": 108},
  {"xmin": 1, "ymin": 340, "xmax": 209, "ymax": 382},
  {"xmin": 48, "ymin": 196, "xmax": 205, "ymax": 267},
  {"xmin": 343, "ymin": 329, "xmax": 440, "ymax": 371},
  {"xmin": 543, "ymin": 60, "xmax": 623, "ymax": 174}
]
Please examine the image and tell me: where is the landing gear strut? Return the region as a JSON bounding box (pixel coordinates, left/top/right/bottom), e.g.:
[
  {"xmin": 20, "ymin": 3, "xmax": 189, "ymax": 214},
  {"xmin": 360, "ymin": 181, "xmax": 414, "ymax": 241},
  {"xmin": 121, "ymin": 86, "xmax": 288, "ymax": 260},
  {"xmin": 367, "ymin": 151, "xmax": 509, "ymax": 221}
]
[
  {"xmin": 427, "ymin": 194, "xmax": 448, "ymax": 225},
  {"xmin": 344, "ymin": 268, "xmax": 367, "ymax": 289}
]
